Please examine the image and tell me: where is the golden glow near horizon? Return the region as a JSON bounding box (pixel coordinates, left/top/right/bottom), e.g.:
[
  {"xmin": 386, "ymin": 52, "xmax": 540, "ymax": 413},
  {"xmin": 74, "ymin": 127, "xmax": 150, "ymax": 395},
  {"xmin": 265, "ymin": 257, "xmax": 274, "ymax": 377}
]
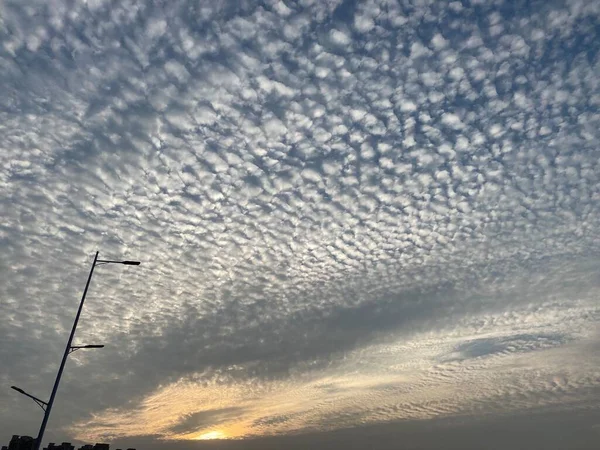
[
  {"xmin": 195, "ymin": 431, "xmax": 227, "ymax": 440},
  {"xmin": 70, "ymin": 302, "xmax": 599, "ymax": 443}
]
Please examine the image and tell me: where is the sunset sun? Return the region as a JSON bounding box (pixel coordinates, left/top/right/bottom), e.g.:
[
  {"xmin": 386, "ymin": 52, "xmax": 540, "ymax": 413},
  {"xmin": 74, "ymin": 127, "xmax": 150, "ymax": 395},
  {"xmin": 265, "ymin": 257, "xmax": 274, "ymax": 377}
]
[{"xmin": 196, "ymin": 431, "xmax": 227, "ymax": 441}]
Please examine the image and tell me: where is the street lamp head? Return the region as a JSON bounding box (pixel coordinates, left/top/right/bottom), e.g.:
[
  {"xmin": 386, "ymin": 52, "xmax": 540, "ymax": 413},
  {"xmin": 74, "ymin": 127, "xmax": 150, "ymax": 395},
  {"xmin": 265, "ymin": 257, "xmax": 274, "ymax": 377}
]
[
  {"xmin": 122, "ymin": 261, "xmax": 141, "ymax": 265},
  {"xmin": 70, "ymin": 344, "xmax": 104, "ymax": 350},
  {"xmin": 11, "ymin": 386, "xmax": 25, "ymax": 394}
]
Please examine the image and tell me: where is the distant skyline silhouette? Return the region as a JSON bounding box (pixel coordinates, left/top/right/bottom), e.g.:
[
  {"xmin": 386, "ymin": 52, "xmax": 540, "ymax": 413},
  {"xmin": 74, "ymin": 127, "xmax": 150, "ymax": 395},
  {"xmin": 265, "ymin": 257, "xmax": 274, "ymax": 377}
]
[{"xmin": 1, "ymin": 435, "xmax": 134, "ymax": 450}]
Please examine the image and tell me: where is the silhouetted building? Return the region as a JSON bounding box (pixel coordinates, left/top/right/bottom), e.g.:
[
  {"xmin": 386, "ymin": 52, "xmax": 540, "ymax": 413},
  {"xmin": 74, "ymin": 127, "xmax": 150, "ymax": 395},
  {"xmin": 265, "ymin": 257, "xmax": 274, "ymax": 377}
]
[
  {"xmin": 3, "ymin": 438, "xmax": 134, "ymax": 450},
  {"xmin": 7, "ymin": 436, "xmax": 18, "ymax": 450},
  {"xmin": 44, "ymin": 443, "xmax": 74, "ymax": 450},
  {"xmin": 7, "ymin": 436, "xmax": 35, "ymax": 450}
]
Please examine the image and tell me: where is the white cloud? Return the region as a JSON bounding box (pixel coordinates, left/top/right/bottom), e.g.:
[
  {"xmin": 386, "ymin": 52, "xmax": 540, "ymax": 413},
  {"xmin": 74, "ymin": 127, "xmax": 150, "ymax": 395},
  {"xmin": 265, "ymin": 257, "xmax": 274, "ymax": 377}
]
[
  {"xmin": 329, "ymin": 29, "xmax": 351, "ymax": 47},
  {"xmin": 354, "ymin": 14, "xmax": 375, "ymax": 33},
  {"xmin": 441, "ymin": 112, "xmax": 464, "ymax": 130}
]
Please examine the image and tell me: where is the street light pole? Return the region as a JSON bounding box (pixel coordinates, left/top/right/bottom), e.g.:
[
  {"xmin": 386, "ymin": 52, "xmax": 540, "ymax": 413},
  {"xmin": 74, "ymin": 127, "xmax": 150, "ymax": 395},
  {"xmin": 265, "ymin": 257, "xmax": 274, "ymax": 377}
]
[
  {"xmin": 11, "ymin": 251, "xmax": 140, "ymax": 449},
  {"xmin": 34, "ymin": 251, "xmax": 99, "ymax": 450},
  {"xmin": 10, "ymin": 251, "xmax": 141, "ymax": 450}
]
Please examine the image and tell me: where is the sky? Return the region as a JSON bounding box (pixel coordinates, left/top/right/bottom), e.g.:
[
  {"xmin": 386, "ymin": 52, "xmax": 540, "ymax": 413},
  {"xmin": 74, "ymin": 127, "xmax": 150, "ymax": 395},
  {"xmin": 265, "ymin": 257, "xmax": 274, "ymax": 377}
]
[{"xmin": 1, "ymin": 0, "xmax": 599, "ymax": 449}]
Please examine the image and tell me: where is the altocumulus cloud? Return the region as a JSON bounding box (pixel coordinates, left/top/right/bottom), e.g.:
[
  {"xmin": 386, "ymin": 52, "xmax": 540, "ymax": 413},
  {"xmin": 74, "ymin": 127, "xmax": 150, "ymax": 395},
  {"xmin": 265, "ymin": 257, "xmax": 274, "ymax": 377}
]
[{"xmin": 1, "ymin": 0, "xmax": 600, "ymax": 447}]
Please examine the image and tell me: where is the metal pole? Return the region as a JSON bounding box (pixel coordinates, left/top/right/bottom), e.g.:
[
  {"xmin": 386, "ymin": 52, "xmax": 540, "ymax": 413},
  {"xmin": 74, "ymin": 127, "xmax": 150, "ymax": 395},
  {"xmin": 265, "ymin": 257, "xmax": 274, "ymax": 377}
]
[{"xmin": 34, "ymin": 251, "xmax": 99, "ymax": 450}]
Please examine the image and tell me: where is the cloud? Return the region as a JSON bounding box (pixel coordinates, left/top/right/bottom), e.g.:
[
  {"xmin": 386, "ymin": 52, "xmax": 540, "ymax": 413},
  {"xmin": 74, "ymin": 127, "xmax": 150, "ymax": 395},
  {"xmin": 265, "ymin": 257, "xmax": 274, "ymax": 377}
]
[
  {"xmin": 168, "ymin": 408, "xmax": 246, "ymax": 435},
  {"xmin": 0, "ymin": 0, "xmax": 599, "ymax": 447}
]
